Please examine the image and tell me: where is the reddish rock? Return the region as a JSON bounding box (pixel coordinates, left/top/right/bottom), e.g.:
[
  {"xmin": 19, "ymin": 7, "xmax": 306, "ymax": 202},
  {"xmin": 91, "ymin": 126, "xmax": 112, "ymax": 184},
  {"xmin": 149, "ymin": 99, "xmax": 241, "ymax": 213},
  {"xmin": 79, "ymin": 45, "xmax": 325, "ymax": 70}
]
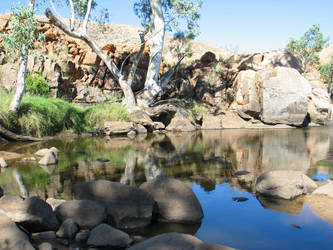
[
  {"xmin": 82, "ymin": 51, "xmax": 100, "ymax": 65},
  {"xmin": 200, "ymin": 51, "xmax": 217, "ymax": 65},
  {"xmin": 0, "ymin": 13, "xmax": 11, "ymax": 31}
]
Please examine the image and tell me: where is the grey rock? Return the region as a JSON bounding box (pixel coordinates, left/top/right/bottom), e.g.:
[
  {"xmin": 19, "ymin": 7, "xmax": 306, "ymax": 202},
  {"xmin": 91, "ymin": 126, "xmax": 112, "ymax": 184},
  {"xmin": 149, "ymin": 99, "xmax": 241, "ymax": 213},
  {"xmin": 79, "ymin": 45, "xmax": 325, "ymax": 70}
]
[
  {"xmin": 35, "ymin": 148, "xmax": 51, "ymax": 157},
  {"xmin": 74, "ymin": 180, "xmax": 154, "ymax": 229},
  {"xmin": 0, "ymin": 195, "xmax": 59, "ymax": 232},
  {"xmin": 140, "ymin": 176, "xmax": 204, "ymax": 224},
  {"xmin": 87, "ymin": 224, "xmax": 132, "ymax": 248},
  {"xmin": 127, "ymin": 232, "xmax": 237, "ymax": 250},
  {"xmin": 0, "ymin": 157, "xmax": 8, "ymax": 168},
  {"xmin": 75, "ymin": 230, "xmax": 90, "ymax": 242},
  {"xmin": 38, "ymin": 242, "xmax": 53, "ymax": 250},
  {"xmin": 256, "ymin": 170, "xmax": 318, "ymax": 199},
  {"xmin": 103, "ymin": 121, "xmax": 134, "ymax": 135},
  {"xmin": 33, "ymin": 231, "xmax": 56, "ymax": 240},
  {"xmin": 134, "ymin": 123, "xmax": 148, "ymax": 134},
  {"xmin": 55, "ymin": 200, "xmax": 107, "ymax": 229},
  {"xmin": 39, "ymin": 151, "xmax": 58, "ymax": 165},
  {"xmin": 0, "ymin": 214, "xmax": 35, "ymax": 250},
  {"xmin": 259, "ymin": 67, "xmax": 312, "ymax": 126},
  {"xmin": 56, "ymin": 218, "xmax": 78, "ymax": 238}
]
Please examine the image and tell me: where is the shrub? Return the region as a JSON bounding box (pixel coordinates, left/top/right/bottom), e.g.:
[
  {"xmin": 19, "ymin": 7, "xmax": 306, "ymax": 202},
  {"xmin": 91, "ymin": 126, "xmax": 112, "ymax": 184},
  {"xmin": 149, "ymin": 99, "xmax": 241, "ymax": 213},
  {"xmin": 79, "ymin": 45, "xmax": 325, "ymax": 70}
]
[
  {"xmin": 26, "ymin": 73, "xmax": 50, "ymax": 96},
  {"xmin": 319, "ymin": 57, "xmax": 333, "ymax": 87}
]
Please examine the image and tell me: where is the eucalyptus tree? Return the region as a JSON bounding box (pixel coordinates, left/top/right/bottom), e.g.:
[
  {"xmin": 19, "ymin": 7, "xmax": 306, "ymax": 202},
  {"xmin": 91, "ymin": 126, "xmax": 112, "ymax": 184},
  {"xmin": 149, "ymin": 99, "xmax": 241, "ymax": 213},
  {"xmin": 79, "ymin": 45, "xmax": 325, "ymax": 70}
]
[
  {"xmin": 286, "ymin": 24, "xmax": 329, "ymax": 70},
  {"xmin": 2, "ymin": 0, "xmax": 43, "ymax": 112},
  {"xmin": 45, "ymin": 0, "xmax": 202, "ymax": 110}
]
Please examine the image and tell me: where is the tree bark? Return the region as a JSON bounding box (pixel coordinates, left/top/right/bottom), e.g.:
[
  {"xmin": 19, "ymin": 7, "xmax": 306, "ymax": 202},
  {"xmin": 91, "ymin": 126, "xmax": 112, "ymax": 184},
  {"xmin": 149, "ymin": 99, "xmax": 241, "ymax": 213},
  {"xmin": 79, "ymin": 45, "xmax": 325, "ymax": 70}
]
[
  {"xmin": 138, "ymin": 0, "xmax": 165, "ymax": 106},
  {"xmin": 9, "ymin": 51, "xmax": 28, "ymax": 113}
]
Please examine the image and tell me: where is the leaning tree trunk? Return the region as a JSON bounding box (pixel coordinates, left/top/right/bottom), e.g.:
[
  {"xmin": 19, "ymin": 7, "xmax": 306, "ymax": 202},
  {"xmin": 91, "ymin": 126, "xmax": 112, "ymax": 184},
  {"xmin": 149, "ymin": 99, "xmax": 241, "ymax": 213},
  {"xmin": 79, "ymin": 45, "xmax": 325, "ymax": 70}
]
[
  {"xmin": 9, "ymin": 50, "xmax": 28, "ymax": 112},
  {"xmin": 138, "ymin": 0, "xmax": 165, "ymax": 107}
]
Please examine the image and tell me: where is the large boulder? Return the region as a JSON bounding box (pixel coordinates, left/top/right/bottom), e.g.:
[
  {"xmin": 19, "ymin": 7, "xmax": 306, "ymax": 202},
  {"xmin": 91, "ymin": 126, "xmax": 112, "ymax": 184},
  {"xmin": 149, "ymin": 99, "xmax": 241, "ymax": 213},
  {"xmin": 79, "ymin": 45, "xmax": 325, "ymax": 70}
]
[
  {"xmin": 256, "ymin": 171, "xmax": 318, "ymax": 199},
  {"xmin": 0, "ymin": 195, "xmax": 59, "ymax": 232},
  {"xmin": 127, "ymin": 232, "xmax": 237, "ymax": 250},
  {"xmin": 87, "ymin": 223, "xmax": 132, "ymax": 248},
  {"xmin": 74, "ymin": 180, "xmax": 155, "ymax": 229},
  {"xmin": 55, "ymin": 200, "xmax": 107, "ymax": 229},
  {"xmin": 39, "ymin": 151, "xmax": 58, "ymax": 165},
  {"xmin": 0, "ymin": 214, "xmax": 35, "ymax": 250},
  {"xmin": 140, "ymin": 176, "xmax": 204, "ymax": 224},
  {"xmin": 259, "ymin": 67, "xmax": 312, "ymax": 126},
  {"xmin": 166, "ymin": 108, "xmax": 197, "ymax": 132}
]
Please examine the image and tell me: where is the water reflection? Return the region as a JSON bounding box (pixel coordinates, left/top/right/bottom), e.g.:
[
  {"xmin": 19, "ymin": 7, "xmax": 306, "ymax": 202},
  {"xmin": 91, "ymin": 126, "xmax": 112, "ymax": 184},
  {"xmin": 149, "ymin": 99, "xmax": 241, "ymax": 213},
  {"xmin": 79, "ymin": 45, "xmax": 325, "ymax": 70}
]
[{"xmin": 1, "ymin": 127, "xmax": 333, "ymax": 249}]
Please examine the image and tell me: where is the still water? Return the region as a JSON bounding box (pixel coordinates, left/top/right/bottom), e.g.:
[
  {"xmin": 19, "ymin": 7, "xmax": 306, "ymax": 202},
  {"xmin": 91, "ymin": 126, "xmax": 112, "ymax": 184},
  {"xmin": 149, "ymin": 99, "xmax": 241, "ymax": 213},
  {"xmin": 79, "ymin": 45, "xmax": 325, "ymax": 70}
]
[{"xmin": 1, "ymin": 127, "xmax": 333, "ymax": 250}]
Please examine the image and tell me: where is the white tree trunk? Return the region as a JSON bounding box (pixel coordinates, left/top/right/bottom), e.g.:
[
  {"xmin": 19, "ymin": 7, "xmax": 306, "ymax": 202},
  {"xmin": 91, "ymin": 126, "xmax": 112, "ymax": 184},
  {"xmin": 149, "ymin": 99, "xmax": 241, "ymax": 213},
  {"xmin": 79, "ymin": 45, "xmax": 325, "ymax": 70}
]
[
  {"xmin": 139, "ymin": 0, "xmax": 165, "ymax": 106},
  {"xmin": 9, "ymin": 52, "xmax": 28, "ymax": 112}
]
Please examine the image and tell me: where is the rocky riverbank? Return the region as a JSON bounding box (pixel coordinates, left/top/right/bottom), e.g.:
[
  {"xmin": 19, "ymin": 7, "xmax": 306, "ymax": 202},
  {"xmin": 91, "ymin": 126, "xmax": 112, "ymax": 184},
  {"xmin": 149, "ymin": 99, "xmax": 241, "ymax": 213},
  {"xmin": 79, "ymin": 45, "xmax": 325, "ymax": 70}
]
[{"xmin": 0, "ymin": 13, "xmax": 332, "ymax": 137}]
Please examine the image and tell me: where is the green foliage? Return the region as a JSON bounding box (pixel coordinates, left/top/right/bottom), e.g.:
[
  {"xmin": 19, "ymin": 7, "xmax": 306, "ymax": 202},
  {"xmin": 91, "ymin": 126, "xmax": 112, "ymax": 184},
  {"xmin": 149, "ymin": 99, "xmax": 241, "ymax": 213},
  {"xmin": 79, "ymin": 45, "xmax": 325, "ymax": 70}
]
[
  {"xmin": 2, "ymin": 4, "xmax": 44, "ymax": 59},
  {"xmin": 26, "ymin": 73, "xmax": 50, "ymax": 96},
  {"xmin": 84, "ymin": 103, "xmax": 132, "ymax": 131},
  {"xmin": 286, "ymin": 24, "xmax": 329, "ymax": 68},
  {"xmin": 134, "ymin": 0, "xmax": 202, "ymax": 39},
  {"xmin": 319, "ymin": 56, "xmax": 333, "ymax": 87},
  {"xmin": 17, "ymin": 97, "xmax": 85, "ymax": 137}
]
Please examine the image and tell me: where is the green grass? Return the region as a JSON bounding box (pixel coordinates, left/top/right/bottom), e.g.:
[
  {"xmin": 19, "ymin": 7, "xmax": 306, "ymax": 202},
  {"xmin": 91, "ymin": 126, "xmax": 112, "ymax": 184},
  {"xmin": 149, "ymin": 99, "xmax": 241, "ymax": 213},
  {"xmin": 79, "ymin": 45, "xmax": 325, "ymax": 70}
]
[
  {"xmin": 84, "ymin": 103, "xmax": 132, "ymax": 131},
  {"xmin": 0, "ymin": 90, "xmax": 131, "ymax": 137},
  {"xmin": 176, "ymin": 99, "xmax": 208, "ymax": 120}
]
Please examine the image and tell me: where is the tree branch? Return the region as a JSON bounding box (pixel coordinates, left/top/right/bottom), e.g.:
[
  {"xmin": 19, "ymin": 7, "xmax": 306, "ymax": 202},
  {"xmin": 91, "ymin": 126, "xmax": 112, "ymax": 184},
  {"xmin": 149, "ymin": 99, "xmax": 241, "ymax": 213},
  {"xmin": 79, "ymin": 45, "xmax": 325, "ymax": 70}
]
[
  {"xmin": 128, "ymin": 32, "xmax": 147, "ymax": 87},
  {"xmin": 45, "ymin": 8, "xmax": 120, "ymax": 80},
  {"xmin": 159, "ymin": 54, "xmax": 185, "ymax": 89},
  {"xmin": 82, "ymin": 0, "xmax": 92, "ymax": 35},
  {"xmin": 68, "ymin": 0, "xmax": 75, "ymax": 31},
  {"xmin": 49, "ymin": 0, "xmax": 64, "ymax": 20}
]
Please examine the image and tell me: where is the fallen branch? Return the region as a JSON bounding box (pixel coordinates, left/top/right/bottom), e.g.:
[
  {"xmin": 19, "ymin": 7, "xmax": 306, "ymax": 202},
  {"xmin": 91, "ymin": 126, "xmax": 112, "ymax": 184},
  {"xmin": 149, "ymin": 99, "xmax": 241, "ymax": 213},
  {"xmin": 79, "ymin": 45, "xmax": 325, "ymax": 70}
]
[{"xmin": 0, "ymin": 125, "xmax": 45, "ymax": 142}]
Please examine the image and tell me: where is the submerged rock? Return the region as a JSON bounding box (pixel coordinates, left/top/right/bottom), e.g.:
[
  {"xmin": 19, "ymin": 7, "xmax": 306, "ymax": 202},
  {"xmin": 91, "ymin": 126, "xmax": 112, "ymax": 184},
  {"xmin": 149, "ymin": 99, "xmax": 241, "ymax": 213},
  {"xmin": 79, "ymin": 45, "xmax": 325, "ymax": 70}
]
[
  {"xmin": 74, "ymin": 180, "xmax": 154, "ymax": 229},
  {"xmin": 55, "ymin": 200, "xmax": 107, "ymax": 229},
  {"xmin": 0, "ymin": 214, "xmax": 35, "ymax": 250},
  {"xmin": 127, "ymin": 232, "xmax": 237, "ymax": 250},
  {"xmin": 87, "ymin": 223, "xmax": 132, "ymax": 248},
  {"xmin": 0, "ymin": 195, "xmax": 59, "ymax": 233},
  {"xmin": 256, "ymin": 170, "xmax": 318, "ymax": 199},
  {"xmin": 140, "ymin": 176, "xmax": 204, "ymax": 224}
]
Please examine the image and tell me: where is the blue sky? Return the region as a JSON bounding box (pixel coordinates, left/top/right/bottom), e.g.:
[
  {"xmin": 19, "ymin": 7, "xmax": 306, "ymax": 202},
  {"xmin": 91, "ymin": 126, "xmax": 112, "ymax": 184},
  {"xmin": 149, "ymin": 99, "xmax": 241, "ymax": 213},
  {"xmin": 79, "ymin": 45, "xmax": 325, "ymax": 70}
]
[{"xmin": 2, "ymin": 0, "xmax": 333, "ymax": 52}]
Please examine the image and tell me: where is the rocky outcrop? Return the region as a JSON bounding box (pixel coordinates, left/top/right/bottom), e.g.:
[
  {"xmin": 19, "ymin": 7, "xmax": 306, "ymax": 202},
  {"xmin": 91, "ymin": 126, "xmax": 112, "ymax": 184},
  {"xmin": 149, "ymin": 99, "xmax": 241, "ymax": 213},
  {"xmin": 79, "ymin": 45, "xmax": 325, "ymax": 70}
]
[
  {"xmin": 232, "ymin": 66, "xmax": 330, "ymax": 126},
  {"xmin": 127, "ymin": 232, "xmax": 237, "ymax": 250},
  {"xmin": 0, "ymin": 195, "xmax": 60, "ymax": 232},
  {"xmin": 140, "ymin": 176, "xmax": 204, "ymax": 224},
  {"xmin": 55, "ymin": 200, "xmax": 107, "ymax": 229},
  {"xmin": 73, "ymin": 180, "xmax": 155, "ymax": 229},
  {"xmin": 103, "ymin": 121, "xmax": 135, "ymax": 135},
  {"xmin": 256, "ymin": 170, "xmax": 318, "ymax": 199},
  {"xmin": 87, "ymin": 223, "xmax": 132, "ymax": 248}
]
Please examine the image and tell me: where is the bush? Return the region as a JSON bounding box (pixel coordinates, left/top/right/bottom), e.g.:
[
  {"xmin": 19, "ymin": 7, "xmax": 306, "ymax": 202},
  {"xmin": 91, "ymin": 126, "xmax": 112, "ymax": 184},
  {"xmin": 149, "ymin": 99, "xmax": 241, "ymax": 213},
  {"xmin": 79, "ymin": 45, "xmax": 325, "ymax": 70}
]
[
  {"xmin": 26, "ymin": 73, "xmax": 50, "ymax": 96},
  {"xmin": 319, "ymin": 57, "xmax": 333, "ymax": 87}
]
